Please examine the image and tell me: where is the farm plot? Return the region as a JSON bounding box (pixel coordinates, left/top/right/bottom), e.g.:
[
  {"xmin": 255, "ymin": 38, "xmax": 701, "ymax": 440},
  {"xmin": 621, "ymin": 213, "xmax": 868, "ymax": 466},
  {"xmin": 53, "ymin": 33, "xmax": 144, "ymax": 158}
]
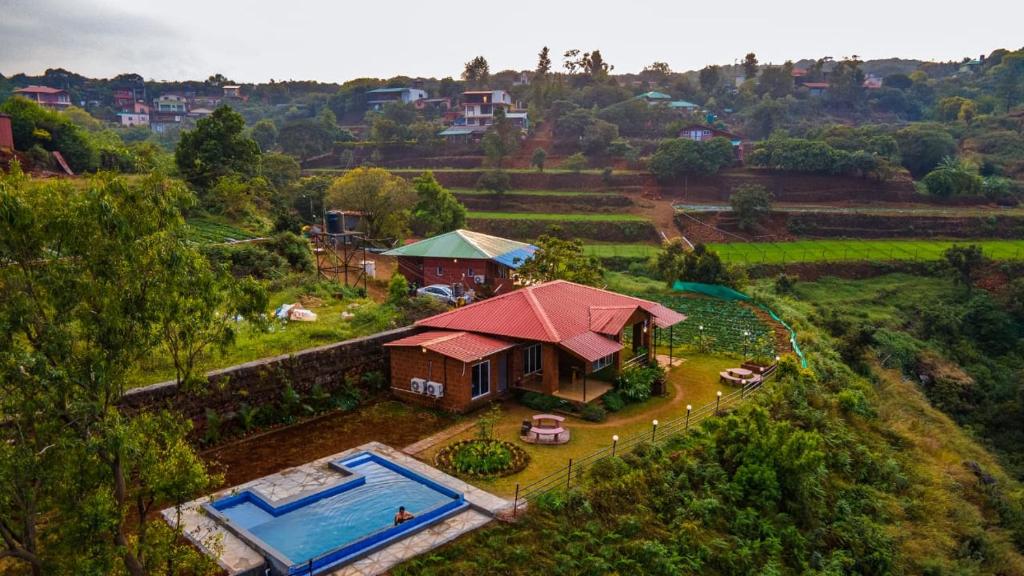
[
  {"xmin": 186, "ymin": 218, "xmax": 261, "ymax": 245},
  {"xmin": 642, "ymin": 294, "xmax": 777, "ymax": 359},
  {"xmin": 709, "ymin": 239, "xmax": 1024, "ymax": 265}
]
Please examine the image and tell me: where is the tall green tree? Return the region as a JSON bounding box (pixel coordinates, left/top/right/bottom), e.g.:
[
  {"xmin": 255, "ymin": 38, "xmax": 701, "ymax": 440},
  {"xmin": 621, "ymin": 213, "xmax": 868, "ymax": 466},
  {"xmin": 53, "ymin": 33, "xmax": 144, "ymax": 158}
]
[
  {"xmin": 481, "ymin": 107, "xmax": 519, "ymax": 167},
  {"xmin": 515, "ymin": 230, "xmax": 604, "ymax": 286},
  {"xmin": 174, "ymin": 106, "xmax": 260, "ymax": 190},
  {"xmin": 730, "ymin": 184, "xmax": 774, "ymax": 231},
  {"xmin": 462, "ymin": 56, "xmax": 490, "ymax": 86},
  {"xmin": 699, "ymin": 65, "xmax": 721, "ymax": 93},
  {"xmin": 536, "ymin": 46, "xmax": 552, "ymax": 76},
  {"xmin": 944, "ymin": 244, "xmax": 985, "ymax": 292},
  {"xmin": 742, "ymin": 52, "xmax": 759, "ymax": 79},
  {"xmin": 411, "ymin": 171, "xmax": 466, "ymax": 236},
  {"xmin": 0, "ymin": 170, "xmax": 250, "ymax": 576},
  {"xmin": 325, "ymin": 167, "xmax": 415, "ymax": 240}
]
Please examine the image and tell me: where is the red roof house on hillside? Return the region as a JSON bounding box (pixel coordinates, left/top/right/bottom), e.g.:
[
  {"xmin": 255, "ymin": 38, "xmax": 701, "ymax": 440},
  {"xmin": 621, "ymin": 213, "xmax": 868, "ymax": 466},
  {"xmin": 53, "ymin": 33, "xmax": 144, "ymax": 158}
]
[
  {"xmin": 385, "ymin": 280, "xmax": 685, "ymax": 412},
  {"xmin": 14, "ymin": 86, "xmax": 71, "ymax": 109}
]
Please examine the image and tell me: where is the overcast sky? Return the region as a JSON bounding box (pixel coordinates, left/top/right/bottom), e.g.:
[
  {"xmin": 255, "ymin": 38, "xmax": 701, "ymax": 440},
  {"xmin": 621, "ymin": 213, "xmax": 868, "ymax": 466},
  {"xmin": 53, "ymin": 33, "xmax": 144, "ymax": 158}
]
[{"xmin": 2, "ymin": 0, "xmax": 1022, "ymax": 83}]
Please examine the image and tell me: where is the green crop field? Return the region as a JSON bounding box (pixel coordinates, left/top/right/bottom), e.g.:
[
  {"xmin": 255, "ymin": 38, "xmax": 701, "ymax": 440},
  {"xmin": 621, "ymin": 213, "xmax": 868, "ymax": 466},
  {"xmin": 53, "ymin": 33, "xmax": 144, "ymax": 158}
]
[
  {"xmin": 584, "ymin": 239, "xmax": 1024, "ymax": 263},
  {"xmin": 186, "ymin": 218, "xmax": 261, "ymax": 244},
  {"xmin": 469, "ymin": 211, "xmax": 647, "ymax": 222},
  {"xmin": 453, "ymin": 188, "xmax": 616, "ymax": 197}
]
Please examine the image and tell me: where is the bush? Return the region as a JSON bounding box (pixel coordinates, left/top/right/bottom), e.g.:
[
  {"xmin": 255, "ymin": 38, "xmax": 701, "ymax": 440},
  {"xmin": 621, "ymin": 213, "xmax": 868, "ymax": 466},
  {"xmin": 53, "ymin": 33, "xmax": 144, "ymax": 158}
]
[
  {"xmin": 581, "ymin": 404, "xmax": 607, "ymax": 422},
  {"xmin": 561, "ymin": 152, "xmax": 588, "ymax": 173},
  {"xmin": 616, "ymin": 364, "xmax": 665, "ymax": 403},
  {"xmin": 649, "ymin": 137, "xmax": 734, "ymax": 182},
  {"xmin": 602, "ymin": 391, "xmax": 626, "ymax": 412},
  {"xmin": 520, "ymin": 391, "xmax": 564, "ymax": 412},
  {"xmin": 435, "ymin": 439, "xmax": 530, "ymax": 478}
]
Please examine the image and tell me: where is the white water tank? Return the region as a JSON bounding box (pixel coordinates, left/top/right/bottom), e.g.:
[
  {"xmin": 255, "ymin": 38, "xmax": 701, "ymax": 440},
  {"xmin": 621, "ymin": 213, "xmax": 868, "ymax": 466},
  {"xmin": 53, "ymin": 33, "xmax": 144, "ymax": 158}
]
[{"xmin": 362, "ymin": 260, "xmax": 376, "ymax": 278}]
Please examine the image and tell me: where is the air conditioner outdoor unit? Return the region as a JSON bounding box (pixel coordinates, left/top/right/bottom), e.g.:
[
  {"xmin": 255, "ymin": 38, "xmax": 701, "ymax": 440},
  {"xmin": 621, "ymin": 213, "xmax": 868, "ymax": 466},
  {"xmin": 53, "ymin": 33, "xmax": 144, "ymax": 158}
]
[
  {"xmin": 410, "ymin": 377, "xmax": 426, "ymax": 394},
  {"xmin": 423, "ymin": 381, "xmax": 445, "ymax": 398},
  {"xmin": 473, "ymin": 275, "xmax": 486, "ymax": 284}
]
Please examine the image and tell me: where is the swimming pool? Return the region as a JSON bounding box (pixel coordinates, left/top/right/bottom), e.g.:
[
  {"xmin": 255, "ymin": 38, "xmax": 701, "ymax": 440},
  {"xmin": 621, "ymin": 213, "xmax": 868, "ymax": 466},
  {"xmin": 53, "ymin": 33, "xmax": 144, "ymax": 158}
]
[{"xmin": 204, "ymin": 452, "xmax": 468, "ymax": 575}]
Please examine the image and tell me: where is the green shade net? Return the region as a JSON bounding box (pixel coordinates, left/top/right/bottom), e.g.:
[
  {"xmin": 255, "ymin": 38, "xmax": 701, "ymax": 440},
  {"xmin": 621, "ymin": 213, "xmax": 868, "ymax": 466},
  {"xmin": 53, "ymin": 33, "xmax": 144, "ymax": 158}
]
[{"xmin": 672, "ymin": 281, "xmax": 808, "ymax": 368}]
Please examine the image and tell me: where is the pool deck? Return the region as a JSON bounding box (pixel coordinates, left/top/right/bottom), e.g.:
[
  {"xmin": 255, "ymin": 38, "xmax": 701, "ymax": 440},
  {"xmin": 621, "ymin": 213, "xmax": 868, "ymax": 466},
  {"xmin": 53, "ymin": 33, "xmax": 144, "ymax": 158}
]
[{"xmin": 163, "ymin": 441, "xmax": 511, "ymax": 576}]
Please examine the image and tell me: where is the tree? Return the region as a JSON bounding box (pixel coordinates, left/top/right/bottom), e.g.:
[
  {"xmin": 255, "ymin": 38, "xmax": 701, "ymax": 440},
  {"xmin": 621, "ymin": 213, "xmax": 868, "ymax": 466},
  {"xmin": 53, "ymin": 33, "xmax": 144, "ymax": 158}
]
[
  {"xmin": 250, "ymin": 118, "xmax": 278, "ymax": 152},
  {"xmin": 536, "ymin": 46, "xmax": 552, "ymax": 76},
  {"xmin": 325, "ymin": 167, "xmax": 415, "ymax": 241},
  {"xmin": 387, "ymin": 273, "xmax": 410, "ymax": 306},
  {"xmin": 277, "ymin": 119, "xmax": 334, "ymax": 159},
  {"xmin": 826, "ymin": 57, "xmax": 866, "ymax": 109},
  {"xmin": 699, "ymin": 65, "xmax": 721, "ymax": 93},
  {"xmin": 561, "ymin": 152, "xmax": 588, "ymax": 173},
  {"xmin": 0, "ymin": 172, "xmax": 236, "ymax": 576},
  {"xmin": 743, "ymin": 53, "xmax": 759, "ymax": 79},
  {"xmin": 730, "ymin": 184, "xmax": 774, "ymax": 231},
  {"xmin": 476, "ymin": 169, "xmax": 511, "ymax": 207},
  {"xmin": 656, "ymin": 241, "xmax": 739, "ymax": 287},
  {"xmin": 648, "ymin": 137, "xmax": 735, "ymax": 182},
  {"xmin": 883, "ymin": 73, "xmax": 913, "ymax": 90},
  {"xmin": 260, "ymin": 152, "xmax": 302, "ymax": 191},
  {"xmin": 462, "ymin": 56, "xmax": 490, "ymax": 86},
  {"xmin": 642, "ymin": 62, "xmax": 672, "ymax": 82},
  {"xmin": 922, "ymin": 158, "xmax": 983, "ymax": 197},
  {"xmin": 756, "ymin": 62, "xmax": 794, "ymax": 98},
  {"xmin": 581, "ymin": 118, "xmax": 619, "ymax": 156},
  {"xmin": 175, "ymin": 106, "xmax": 260, "ymax": 190},
  {"xmin": 944, "ymin": 244, "xmax": 985, "ymax": 292},
  {"xmin": 515, "ymin": 230, "xmax": 604, "ymax": 286},
  {"xmin": 481, "ymin": 107, "xmax": 519, "ymax": 167},
  {"xmin": 531, "ymin": 147, "xmax": 547, "ymax": 172},
  {"xmin": 0, "ymin": 96, "xmax": 98, "ymax": 172},
  {"xmin": 894, "ymin": 124, "xmax": 957, "ymax": 177},
  {"xmin": 411, "ymin": 171, "xmax": 466, "ymax": 236}
]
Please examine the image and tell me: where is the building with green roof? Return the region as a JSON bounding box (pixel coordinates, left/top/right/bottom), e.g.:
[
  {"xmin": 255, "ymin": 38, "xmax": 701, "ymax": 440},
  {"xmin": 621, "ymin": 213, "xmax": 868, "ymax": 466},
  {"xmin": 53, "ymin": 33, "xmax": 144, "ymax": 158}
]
[{"xmin": 383, "ymin": 229, "xmax": 536, "ymax": 293}]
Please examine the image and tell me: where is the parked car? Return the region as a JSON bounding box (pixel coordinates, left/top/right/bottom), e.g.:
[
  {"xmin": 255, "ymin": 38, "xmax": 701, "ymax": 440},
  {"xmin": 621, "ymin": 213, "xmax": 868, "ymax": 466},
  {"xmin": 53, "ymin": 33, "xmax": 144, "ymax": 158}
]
[{"xmin": 416, "ymin": 284, "xmax": 456, "ymax": 305}]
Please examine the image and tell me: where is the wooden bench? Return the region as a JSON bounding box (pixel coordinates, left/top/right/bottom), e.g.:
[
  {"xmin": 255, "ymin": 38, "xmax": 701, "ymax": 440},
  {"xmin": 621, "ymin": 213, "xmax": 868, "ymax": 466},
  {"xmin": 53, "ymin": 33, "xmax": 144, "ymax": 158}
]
[{"xmin": 532, "ymin": 414, "xmax": 565, "ymax": 425}]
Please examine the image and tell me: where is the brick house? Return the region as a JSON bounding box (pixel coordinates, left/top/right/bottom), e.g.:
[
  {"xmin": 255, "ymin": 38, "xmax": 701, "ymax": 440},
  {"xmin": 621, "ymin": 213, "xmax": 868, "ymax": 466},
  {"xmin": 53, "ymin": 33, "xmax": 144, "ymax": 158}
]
[
  {"xmin": 13, "ymin": 86, "xmax": 71, "ymax": 109},
  {"xmin": 385, "ymin": 280, "xmax": 685, "ymax": 412},
  {"xmin": 383, "ymin": 229, "xmax": 536, "ymax": 294},
  {"xmin": 0, "ymin": 114, "xmax": 14, "ymax": 150}
]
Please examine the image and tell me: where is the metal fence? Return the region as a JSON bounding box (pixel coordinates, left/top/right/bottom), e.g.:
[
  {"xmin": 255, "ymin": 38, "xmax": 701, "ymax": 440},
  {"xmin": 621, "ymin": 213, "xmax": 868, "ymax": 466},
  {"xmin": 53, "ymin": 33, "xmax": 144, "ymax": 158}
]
[{"xmin": 512, "ymin": 369, "xmax": 774, "ymax": 514}]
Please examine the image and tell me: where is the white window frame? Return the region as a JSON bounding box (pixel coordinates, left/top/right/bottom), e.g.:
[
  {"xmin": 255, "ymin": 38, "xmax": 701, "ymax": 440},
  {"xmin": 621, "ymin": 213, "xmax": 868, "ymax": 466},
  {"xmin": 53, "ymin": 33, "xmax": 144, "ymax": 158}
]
[
  {"xmin": 435, "ymin": 266, "xmax": 444, "ymax": 277},
  {"xmin": 592, "ymin": 354, "xmax": 614, "ymax": 372},
  {"xmin": 523, "ymin": 344, "xmax": 542, "ymax": 375},
  {"xmin": 471, "ymin": 361, "xmax": 491, "ymax": 399}
]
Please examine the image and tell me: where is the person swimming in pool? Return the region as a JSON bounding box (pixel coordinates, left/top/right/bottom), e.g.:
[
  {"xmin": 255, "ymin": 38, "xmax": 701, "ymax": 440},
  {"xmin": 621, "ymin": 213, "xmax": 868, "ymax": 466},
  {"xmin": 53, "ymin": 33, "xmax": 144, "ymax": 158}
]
[{"xmin": 394, "ymin": 506, "xmax": 414, "ymax": 526}]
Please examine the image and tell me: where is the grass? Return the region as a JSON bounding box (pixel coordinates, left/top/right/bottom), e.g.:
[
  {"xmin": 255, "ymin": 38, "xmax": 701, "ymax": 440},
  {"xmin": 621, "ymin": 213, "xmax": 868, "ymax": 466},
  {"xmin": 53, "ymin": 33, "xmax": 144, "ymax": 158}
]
[
  {"xmin": 453, "ymin": 189, "xmax": 618, "ymax": 197},
  {"xmin": 583, "ymin": 240, "xmax": 1024, "ymax": 264},
  {"xmin": 128, "ymin": 283, "xmax": 389, "ymax": 388},
  {"xmin": 305, "ymin": 167, "xmax": 645, "ymax": 175},
  {"xmin": 468, "ymin": 211, "xmax": 647, "ymax": 222},
  {"xmin": 417, "ymin": 353, "xmax": 742, "ymax": 497}
]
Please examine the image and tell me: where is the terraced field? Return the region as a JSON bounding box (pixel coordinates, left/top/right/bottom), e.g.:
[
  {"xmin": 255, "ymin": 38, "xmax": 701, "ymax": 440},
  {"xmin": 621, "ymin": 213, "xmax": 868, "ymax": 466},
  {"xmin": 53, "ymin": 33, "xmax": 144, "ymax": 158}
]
[
  {"xmin": 186, "ymin": 218, "xmax": 261, "ymax": 244},
  {"xmin": 469, "ymin": 211, "xmax": 646, "ymax": 222},
  {"xmin": 584, "ymin": 239, "xmax": 1024, "ymax": 263}
]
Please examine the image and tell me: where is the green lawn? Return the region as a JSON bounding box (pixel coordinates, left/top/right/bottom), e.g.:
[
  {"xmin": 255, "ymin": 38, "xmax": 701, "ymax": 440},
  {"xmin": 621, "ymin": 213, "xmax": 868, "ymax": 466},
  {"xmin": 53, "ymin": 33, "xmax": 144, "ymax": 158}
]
[
  {"xmin": 128, "ymin": 284, "xmax": 391, "ymax": 388},
  {"xmin": 584, "ymin": 240, "xmax": 1024, "ymax": 264},
  {"xmin": 469, "ymin": 211, "xmax": 647, "ymax": 222},
  {"xmin": 417, "ymin": 354, "xmax": 741, "ymax": 498}
]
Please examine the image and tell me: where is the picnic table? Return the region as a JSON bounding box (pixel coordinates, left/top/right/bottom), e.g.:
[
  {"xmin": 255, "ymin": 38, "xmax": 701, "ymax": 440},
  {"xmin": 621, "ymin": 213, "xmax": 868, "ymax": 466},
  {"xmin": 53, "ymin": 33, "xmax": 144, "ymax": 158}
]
[
  {"xmin": 526, "ymin": 414, "xmax": 568, "ymax": 444},
  {"xmin": 727, "ymin": 368, "xmax": 753, "ymax": 378}
]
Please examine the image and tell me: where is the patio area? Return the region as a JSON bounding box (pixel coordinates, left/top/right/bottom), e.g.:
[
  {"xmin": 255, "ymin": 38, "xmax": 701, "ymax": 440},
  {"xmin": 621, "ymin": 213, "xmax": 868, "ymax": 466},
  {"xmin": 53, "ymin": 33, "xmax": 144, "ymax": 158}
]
[{"xmin": 551, "ymin": 376, "xmax": 614, "ymax": 403}]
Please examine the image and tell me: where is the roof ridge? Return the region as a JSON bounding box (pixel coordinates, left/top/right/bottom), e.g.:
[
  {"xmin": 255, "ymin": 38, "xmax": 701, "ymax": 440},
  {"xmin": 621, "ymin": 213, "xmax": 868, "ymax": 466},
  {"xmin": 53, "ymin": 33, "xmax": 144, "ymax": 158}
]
[{"xmin": 523, "ymin": 285, "xmax": 560, "ymax": 341}]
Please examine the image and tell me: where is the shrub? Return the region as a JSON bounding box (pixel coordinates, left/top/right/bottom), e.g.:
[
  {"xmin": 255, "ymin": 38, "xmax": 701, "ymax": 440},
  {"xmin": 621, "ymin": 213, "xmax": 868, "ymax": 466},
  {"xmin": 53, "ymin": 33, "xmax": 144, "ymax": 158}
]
[
  {"xmin": 616, "ymin": 364, "xmax": 665, "ymax": 403},
  {"xmin": 561, "ymin": 152, "xmax": 588, "ymax": 173},
  {"xmin": 730, "ymin": 184, "xmax": 773, "ymax": 231},
  {"xmin": 435, "ymin": 439, "xmax": 530, "ymax": 478},
  {"xmin": 581, "ymin": 404, "xmax": 607, "ymax": 422},
  {"xmin": 520, "ymin": 391, "xmax": 564, "ymax": 412},
  {"xmin": 602, "ymin": 391, "xmax": 626, "ymax": 412}
]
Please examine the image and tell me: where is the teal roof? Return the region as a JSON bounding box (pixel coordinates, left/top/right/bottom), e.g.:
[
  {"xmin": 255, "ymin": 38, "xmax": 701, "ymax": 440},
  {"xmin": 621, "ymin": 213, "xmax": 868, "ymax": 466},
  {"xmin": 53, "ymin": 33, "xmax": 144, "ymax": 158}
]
[
  {"xmin": 439, "ymin": 126, "xmax": 486, "ymax": 136},
  {"xmin": 669, "ymin": 100, "xmax": 698, "ymax": 109},
  {"xmin": 367, "ymin": 87, "xmax": 410, "ymax": 94},
  {"xmin": 383, "ymin": 229, "xmax": 536, "ymax": 267},
  {"xmin": 635, "ymin": 91, "xmax": 673, "ymax": 100}
]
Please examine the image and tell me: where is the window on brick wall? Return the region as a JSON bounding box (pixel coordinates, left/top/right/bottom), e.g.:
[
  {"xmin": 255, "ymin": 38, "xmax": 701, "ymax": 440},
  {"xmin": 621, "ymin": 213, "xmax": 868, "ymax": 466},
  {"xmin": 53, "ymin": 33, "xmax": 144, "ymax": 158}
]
[
  {"xmin": 471, "ymin": 361, "xmax": 490, "ymax": 399},
  {"xmin": 435, "ymin": 266, "xmax": 443, "ymax": 277},
  {"xmin": 523, "ymin": 344, "xmax": 542, "ymax": 375}
]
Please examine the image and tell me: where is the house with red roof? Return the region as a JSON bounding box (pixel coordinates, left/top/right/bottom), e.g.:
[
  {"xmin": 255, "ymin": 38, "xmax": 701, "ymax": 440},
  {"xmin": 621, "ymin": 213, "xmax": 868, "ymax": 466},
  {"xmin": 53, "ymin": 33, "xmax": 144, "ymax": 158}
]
[
  {"xmin": 385, "ymin": 280, "xmax": 685, "ymax": 412},
  {"xmin": 13, "ymin": 86, "xmax": 71, "ymax": 109},
  {"xmin": 678, "ymin": 124, "xmax": 746, "ymax": 162}
]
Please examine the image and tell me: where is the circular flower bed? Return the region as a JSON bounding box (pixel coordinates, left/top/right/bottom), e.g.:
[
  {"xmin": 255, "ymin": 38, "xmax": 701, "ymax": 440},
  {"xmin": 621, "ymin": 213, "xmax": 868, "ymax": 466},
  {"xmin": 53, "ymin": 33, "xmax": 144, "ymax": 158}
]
[{"xmin": 435, "ymin": 438, "xmax": 530, "ymax": 479}]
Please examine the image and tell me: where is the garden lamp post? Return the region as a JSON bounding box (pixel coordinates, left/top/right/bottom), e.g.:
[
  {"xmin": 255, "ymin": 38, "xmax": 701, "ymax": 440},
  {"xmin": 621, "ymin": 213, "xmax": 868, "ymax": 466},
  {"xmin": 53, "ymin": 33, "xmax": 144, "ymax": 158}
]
[
  {"xmin": 742, "ymin": 330, "xmax": 750, "ymax": 360},
  {"xmin": 651, "ymin": 419, "xmax": 659, "ymax": 441},
  {"xmin": 716, "ymin": 390, "xmax": 722, "ymax": 415},
  {"xmin": 685, "ymin": 405, "xmax": 692, "ymax": 430},
  {"xmin": 611, "ymin": 434, "xmax": 619, "ymax": 457},
  {"xmin": 698, "ymin": 325, "xmax": 705, "ymax": 353}
]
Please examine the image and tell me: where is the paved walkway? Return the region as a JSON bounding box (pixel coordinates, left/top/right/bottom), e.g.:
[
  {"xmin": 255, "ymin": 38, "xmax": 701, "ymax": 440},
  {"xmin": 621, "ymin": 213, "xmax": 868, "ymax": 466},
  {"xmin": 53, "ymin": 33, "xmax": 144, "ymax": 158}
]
[{"xmin": 402, "ymin": 419, "xmax": 477, "ymax": 456}]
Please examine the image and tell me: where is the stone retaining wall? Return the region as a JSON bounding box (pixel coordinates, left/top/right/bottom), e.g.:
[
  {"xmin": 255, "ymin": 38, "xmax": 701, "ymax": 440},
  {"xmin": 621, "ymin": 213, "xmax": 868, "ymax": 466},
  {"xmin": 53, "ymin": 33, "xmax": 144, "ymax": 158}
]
[{"xmin": 121, "ymin": 326, "xmax": 420, "ymax": 432}]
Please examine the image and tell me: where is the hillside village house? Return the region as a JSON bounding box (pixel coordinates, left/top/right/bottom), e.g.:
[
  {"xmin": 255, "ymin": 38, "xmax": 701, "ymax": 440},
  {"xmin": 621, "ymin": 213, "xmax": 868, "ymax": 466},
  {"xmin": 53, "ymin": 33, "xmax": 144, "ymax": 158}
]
[
  {"xmin": 439, "ymin": 90, "xmax": 528, "ymax": 141},
  {"xmin": 0, "ymin": 114, "xmax": 14, "ymax": 150},
  {"xmin": 679, "ymin": 124, "xmax": 746, "ymax": 162},
  {"xmin": 13, "ymin": 86, "xmax": 71, "ymax": 109},
  {"xmin": 385, "ymin": 280, "xmax": 686, "ymax": 412},
  {"xmin": 117, "ymin": 111, "xmax": 150, "ymax": 127},
  {"xmin": 366, "ymin": 87, "xmax": 428, "ymax": 110},
  {"xmin": 382, "ymin": 229, "xmax": 536, "ymax": 294}
]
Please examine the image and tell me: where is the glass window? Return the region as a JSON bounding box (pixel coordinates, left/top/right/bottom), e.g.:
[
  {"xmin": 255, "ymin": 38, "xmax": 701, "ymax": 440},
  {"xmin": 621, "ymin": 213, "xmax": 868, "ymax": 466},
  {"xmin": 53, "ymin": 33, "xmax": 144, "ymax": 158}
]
[
  {"xmin": 467, "ymin": 267, "xmax": 474, "ymax": 277},
  {"xmin": 435, "ymin": 266, "xmax": 444, "ymax": 276},
  {"xmin": 592, "ymin": 354, "xmax": 614, "ymax": 372},
  {"xmin": 523, "ymin": 344, "xmax": 542, "ymax": 375},
  {"xmin": 471, "ymin": 361, "xmax": 490, "ymax": 399}
]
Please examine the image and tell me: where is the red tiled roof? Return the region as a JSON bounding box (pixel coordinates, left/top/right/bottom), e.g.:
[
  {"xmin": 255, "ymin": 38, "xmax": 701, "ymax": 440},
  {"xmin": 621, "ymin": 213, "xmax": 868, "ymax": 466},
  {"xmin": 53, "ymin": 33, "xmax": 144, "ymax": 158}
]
[
  {"xmin": 14, "ymin": 85, "xmax": 66, "ymax": 95},
  {"xmin": 589, "ymin": 306, "xmax": 639, "ymax": 336},
  {"xmin": 416, "ymin": 280, "xmax": 685, "ymax": 342},
  {"xmin": 802, "ymin": 82, "xmax": 830, "ymax": 89},
  {"xmin": 561, "ymin": 331, "xmax": 623, "ymax": 362},
  {"xmin": 384, "ymin": 330, "xmax": 516, "ymax": 363}
]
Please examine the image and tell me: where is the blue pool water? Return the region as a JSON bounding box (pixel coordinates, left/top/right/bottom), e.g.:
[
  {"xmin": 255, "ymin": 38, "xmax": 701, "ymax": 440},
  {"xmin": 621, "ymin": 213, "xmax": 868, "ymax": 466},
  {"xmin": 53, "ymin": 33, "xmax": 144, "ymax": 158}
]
[{"xmin": 213, "ymin": 454, "xmax": 462, "ymax": 571}]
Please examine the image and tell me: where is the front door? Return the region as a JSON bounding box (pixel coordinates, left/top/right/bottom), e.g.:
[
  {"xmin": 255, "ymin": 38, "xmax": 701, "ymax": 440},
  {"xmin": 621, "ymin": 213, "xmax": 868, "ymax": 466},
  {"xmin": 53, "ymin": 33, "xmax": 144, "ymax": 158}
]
[{"xmin": 498, "ymin": 354, "xmax": 508, "ymax": 393}]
